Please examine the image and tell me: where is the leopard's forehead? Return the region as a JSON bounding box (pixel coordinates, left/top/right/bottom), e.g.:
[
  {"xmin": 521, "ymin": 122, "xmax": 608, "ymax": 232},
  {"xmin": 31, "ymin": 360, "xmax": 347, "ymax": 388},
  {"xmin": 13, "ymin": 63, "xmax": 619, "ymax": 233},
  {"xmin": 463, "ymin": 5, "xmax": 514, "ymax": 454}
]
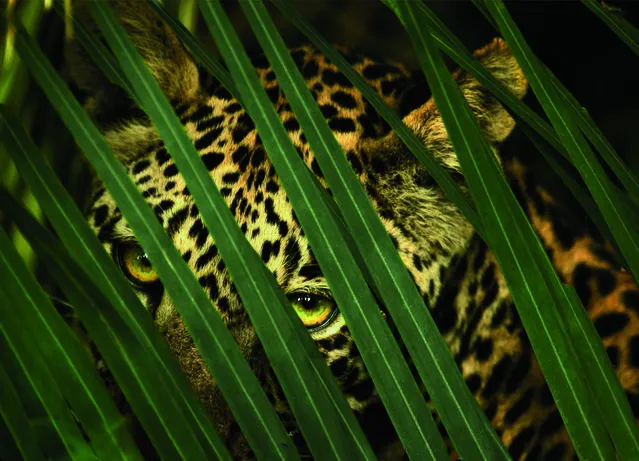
[{"xmin": 86, "ymin": 46, "xmax": 414, "ymax": 330}]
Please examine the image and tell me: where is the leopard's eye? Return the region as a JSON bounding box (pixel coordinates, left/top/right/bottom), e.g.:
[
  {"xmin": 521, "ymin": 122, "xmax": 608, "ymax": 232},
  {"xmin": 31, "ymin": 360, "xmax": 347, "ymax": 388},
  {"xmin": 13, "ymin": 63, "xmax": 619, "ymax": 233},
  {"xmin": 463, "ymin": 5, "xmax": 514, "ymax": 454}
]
[
  {"xmin": 115, "ymin": 243, "xmax": 159, "ymax": 288},
  {"xmin": 289, "ymin": 293, "xmax": 337, "ymax": 330}
]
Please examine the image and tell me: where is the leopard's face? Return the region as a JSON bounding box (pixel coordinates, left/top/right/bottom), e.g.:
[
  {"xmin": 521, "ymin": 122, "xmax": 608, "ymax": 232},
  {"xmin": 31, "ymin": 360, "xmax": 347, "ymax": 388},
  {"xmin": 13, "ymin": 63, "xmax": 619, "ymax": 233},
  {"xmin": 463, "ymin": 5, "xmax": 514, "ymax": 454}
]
[{"xmin": 70, "ymin": 2, "xmax": 550, "ymax": 459}]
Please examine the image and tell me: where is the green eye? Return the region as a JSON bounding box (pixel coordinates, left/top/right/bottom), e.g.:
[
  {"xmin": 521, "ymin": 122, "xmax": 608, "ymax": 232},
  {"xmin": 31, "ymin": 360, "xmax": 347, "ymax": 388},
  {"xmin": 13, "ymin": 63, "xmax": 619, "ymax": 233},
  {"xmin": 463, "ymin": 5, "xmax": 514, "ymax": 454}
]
[
  {"xmin": 115, "ymin": 243, "xmax": 159, "ymax": 287},
  {"xmin": 290, "ymin": 293, "xmax": 337, "ymax": 330}
]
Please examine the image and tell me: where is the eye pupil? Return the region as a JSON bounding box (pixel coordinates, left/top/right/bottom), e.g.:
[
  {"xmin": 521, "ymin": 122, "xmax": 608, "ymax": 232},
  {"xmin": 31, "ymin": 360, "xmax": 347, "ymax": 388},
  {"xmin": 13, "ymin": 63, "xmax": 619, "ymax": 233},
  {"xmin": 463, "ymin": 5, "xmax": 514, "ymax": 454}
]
[
  {"xmin": 115, "ymin": 243, "xmax": 160, "ymax": 288},
  {"xmin": 289, "ymin": 292, "xmax": 337, "ymax": 331},
  {"xmin": 136, "ymin": 253, "xmax": 152, "ymax": 268}
]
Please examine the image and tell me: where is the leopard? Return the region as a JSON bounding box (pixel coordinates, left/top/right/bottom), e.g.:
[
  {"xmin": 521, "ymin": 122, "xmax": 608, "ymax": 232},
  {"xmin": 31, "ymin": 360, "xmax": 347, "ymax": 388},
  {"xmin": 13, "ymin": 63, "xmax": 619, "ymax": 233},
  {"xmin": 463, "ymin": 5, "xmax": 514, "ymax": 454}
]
[{"xmin": 65, "ymin": 2, "xmax": 639, "ymax": 459}]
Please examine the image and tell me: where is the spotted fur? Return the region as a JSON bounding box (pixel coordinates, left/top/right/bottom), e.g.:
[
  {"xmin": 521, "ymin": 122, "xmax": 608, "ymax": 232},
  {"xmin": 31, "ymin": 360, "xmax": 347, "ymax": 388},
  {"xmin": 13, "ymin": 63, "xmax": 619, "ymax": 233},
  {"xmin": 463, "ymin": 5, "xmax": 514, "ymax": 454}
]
[{"xmin": 66, "ymin": 2, "xmax": 639, "ymax": 459}]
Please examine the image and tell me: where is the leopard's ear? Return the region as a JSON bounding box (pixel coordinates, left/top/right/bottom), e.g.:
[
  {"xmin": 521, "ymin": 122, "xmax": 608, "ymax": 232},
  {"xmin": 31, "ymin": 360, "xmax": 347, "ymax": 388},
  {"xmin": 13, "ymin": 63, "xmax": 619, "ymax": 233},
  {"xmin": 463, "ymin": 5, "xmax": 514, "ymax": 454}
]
[
  {"xmin": 400, "ymin": 38, "xmax": 528, "ymax": 174},
  {"xmin": 65, "ymin": 0, "xmax": 200, "ymax": 126},
  {"xmin": 365, "ymin": 39, "xmax": 528, "ymax": 257}
]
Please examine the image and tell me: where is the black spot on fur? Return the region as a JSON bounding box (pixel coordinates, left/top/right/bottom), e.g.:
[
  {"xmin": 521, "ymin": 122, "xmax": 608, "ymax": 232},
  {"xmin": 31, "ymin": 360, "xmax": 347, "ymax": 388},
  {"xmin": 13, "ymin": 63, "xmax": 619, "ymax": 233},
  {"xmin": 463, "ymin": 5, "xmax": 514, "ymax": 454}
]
[
  {"xmin": 167, "ymin": 207, "xmax": 189, "ymax": 237},
  {"xmin": 141, "ymin": 187, "xmax": 157, "ymax": 198},
  {"xmin": 233, "ymin": 113, "xmax": 255, "ymax": 143},
  {"xmin": 540, "ymin": 409, "xmax": 563, "ymax": 437},
  {"xmin": 490, "ymin": 301, "xmax": 509, "ymax": 328},
  {"xmin": 320, "ymin": 104, "xmax": 338, "ymax": 118},
  {"xmin": 196, "ymin": 115, "xmax": 224, "ymax": 132},
  {"xmin": 380, "ymin": 78, "xmax": 407, "ymax": 96},
  {"xmin": 322, "ymin": 69, "xmax": 353, "ymax": 88},
  {"xmin": 508, "ymin": 426, "xmax": 534, "ymax": 460},
  {"xmin": 202, "ymin": 152, "xmax": 225, "ymax": 170},
  {"xmin": 482, "ymin": 355, "xmax": 512, "ymax": 399},
  {"xmin": 301, "ymin": 60, "xmax": 319, "ymax": 79},
  {"xmin": 97, "ymin": 217, "xmax": 118, "ymax": 242},
  {"xmin": 329, "ymin": 357, "xmax": 348, "ymax": 377},
  {"xmin": 194, "ymin": 128, "xmax": 222, "ymax": 150},
  {"xmin": 431, "ymin": 254, "xmax": 468, "ymax": 333},
  {"xmin": 224, "ymin": 103, "xmax": 242, "ymax": 114},
  {"xmin": 346, "ymin": 151, "xmax": 363, "ymax": 175},
  {"xmin": 196, "ymin": 227, "xmax": 210, "ymax": 249},
  {"xmin": 251, "ymin": 148, "xmax": 265, "ymax": 168},
  {"xmin": 93, "ymin": 205, "xmax": 109, "ymax": 227},
  {"xmin": 474, "ymin": 337, "xmax": 493, "ymax": 362},
  {"xmin": 198, "ymin": 274, "xmax": 219, "ymax": 299},
  {"xmin": 504, "ymin": 389, "xmax": 533, "ymax": 425},
  {"xmin": 155, "ymin": 147, "xmax": 171, "ymax": 166},
  {"xmin": 163, "ymin": 163, "xmax": 178, "ymax": 177},
  {"xmin": 362, "ymin": 63, "xmax": 401, "ymax": 80},
  {"xmin": 261, "ymin": 241, "xmax": 275, "ymax": 263},
  {"xmin": 266, "ymin": 86, "xmax": 280, "ymax": 104},
  {"xmin": 299, "ymin": 264, "xmax": 322, "ymax": 281},
  {"xmin": 592, "ymin": 267, "xmax": 616, "ymax": 297},
  {"xmin": 465, "ymin": 373, "xmax": 481, "ymax": 394},
  {"xmin": 290, "ymin": 49, "xmax": 306, "ymax": 68},
  {"xmin": 328, "ymin": 117, "xmax": 356, "ymax": 133},
  {"xmin": 174, "ymin": 101, "xmax": 191, "ymax": 118},
  {"xmin": 484, "ymin": 401, "xmax": 497, "ymax": 422},
  {"xmin": 263, "ymin": 198, "xmax": 280, "ymax": 225},
  {"xmin": 196, "ymin": 246, "xmax": 218, "ymax": 270},
  {"xmin": 132, "ymin": 160, "xmax": 151, "ymax": 174},
  {"xmin": 505, "ymin": 349, "xmax": 531, "ymax": 394},
  {"xmin": 357, "ymin": 114, "xmax": 377, "ymax": 139},
  {"xmin": 350, "ymin": 379, "xmax": 374, "ymax": 402},
  {"xmin": 189, "ymin": 219, "xmax": 203, "ymax": 239},
  {"xmin": 91, "ymin": 188, "xmax": 105, "ymax": 203},
  {"xmin": 284, "ymin": 118, "xmax": 300, "ymax": 132},
  {"xmin": 232, "ymin": 146, "xmax": 250, "ymax": 170},
  {"xmin": 217, "ymin": 296, "xmax": 230, "ymax": 313},
  {"xmin": 606, "ymin": 345, "xmax": 619, "ymax": 367},
  {"xmin": 330, "ymin": 90, "xmax": 357, "ymax": 109},
  {"xmin": 572, "ymin": 263, "xmax": 592, "ymax": 306},
  {"xmin": 223, "ymin": 172, "xmax": 240, "ymax": 184},
  {"xmin": 137, "ymin": 175, "xmax": 152, "ymax": 186},
  {"xmin": 310, "ymin": 158, "xmax": 323, "ymax": 178},
  {"xmin": 181, "ymin": 104, "xmax": 214, "ymax": 124},
  {"xmin": 594, "ymin": 312, "xmax": 629, "ymax": 338},
  {"xmin": 399, "ymin": 80, "xmax": 430, "ymax": 116},
  {"xmin": 412, "ymin": 254, "xmax": 423, "ymax": 272},
  {"xmin": 278, "ymin": 221, "xmax": 289, "ymax": 237}
]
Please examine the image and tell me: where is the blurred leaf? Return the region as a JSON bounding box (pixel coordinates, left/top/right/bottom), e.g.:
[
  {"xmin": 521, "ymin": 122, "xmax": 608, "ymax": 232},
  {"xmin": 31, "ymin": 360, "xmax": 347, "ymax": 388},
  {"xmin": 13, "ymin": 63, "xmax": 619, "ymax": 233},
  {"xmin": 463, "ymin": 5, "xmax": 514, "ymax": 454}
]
[
  {"xmin": 0, "ymin": 227, "xmax": 98, "ymax": 461},
  {"xmin": 582, "ymin": 0, "xmax": 639, "ymax": 56}
]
